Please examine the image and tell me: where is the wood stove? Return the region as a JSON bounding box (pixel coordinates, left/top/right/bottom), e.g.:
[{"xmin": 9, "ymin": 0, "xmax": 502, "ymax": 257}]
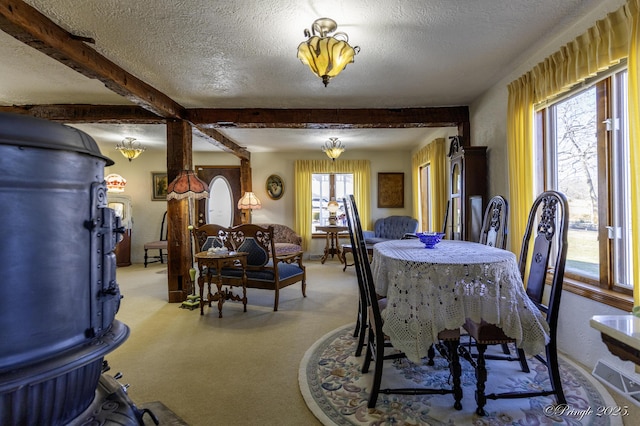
[{"xmin": 0, "ymin": 113, "xmax": 153, "ymax": 425}]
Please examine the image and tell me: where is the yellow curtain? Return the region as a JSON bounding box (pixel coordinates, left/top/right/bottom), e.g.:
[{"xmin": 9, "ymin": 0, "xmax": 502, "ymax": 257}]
[
  {"xmin": 506, "ymin": 1, "xmax": 635, "ymax": 259},
  {"xmin": 412, "ymin": 138, "xmax": 447, "ymax": 232},
  {"xmin": 627, "ymin": 0, "xmax": 640, "ymax": 306},
  {"xmin": 507, "ymin": 0, "xmax": 640, "ymax": 302},
  {"xmin": 294, "ymin": 160, "xmax": 371, "ymax": 250},
  {"xmin": 506, "ymin": 76, "xmax": 535, "ymax": 254}
]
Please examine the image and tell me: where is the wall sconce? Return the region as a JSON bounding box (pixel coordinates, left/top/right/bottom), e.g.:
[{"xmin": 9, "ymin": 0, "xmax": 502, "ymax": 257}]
[
  {"xmin": 297, "ymin": 18, "xmax": 359, "ymax": 87},
  {"xmin": 115, "ymin": 137, "xmax": 145, "ymax": 162},
  {"xmin": 105, "ymin": 173, "xmax": 126, "ymax": 193},
  {"xmin": 238, "ymin": 192, "xmax": 262, "ymax": 224}
]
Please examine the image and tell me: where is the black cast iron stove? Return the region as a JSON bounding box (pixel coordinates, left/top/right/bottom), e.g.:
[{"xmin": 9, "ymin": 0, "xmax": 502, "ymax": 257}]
[{"xmin": 0, "ymin": 113, "xmax": 155, "ymax": 425}]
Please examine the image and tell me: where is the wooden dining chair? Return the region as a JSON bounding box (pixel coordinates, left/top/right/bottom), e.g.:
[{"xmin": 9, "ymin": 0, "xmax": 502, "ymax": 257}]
[
  {"xmin": 476, "ymin": 195, "xmax": 524, "ymax": 364},
  {"xmin": 344, "ymin": 195, "xmax": 409, "ymax": 359},
  {"xmin": 461, "ymin": 190, "xmax": 569, "ymax": 416},
  {"xmin": 478, "ymin": 195, "xmax": 508, "ymax": 249},
  {"xmin": 348, "ymin": 195, "xmax": 463, "ymax": 410},
  {"xmin": 343, "ymin": 196, "xmax": 368, "ymax": 356}
]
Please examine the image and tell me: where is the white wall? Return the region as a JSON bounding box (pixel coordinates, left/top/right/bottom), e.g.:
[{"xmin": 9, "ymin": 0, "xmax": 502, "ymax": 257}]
[
  {"xmin": 469, "ymin": 0, "xmax": 636, "ymax": 379},
  {"xmin": 99, "ymin": 143, "xmax": 413, "ymax": 263}
]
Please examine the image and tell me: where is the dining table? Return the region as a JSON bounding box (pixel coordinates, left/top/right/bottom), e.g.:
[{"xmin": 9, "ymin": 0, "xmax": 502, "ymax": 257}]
[{"xmin": 372, "ymin": 238, "xmax": 550, "ymax": 363}]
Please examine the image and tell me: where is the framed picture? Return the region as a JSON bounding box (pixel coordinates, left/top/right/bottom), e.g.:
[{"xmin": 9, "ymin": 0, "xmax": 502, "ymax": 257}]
[
  {"xmin": 378, "ymin": 172, "xmax": 404, "ymax": 208},
  {"xmin": 152, "ymin": 172, "xmax": 168, "ymax": 201},
  {"xmin": 266, "ymin": 174, "xmax": 284, "ymax": 200}
]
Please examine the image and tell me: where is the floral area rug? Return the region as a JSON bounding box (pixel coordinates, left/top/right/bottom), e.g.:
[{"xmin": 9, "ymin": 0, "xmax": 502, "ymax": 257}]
[{"xmin": 299, "ymin": 324, "xmax": 623, "ymax": 426}]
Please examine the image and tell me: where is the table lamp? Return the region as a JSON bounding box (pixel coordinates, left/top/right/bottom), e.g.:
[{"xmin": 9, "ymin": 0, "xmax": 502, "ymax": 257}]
[
  {"xmin": 327, "ymin": 200, "xmax": 340, "ymax": 225},
  {"xmin": 238, "ymin": 191, "xmax": 262, "ymax": 223}
]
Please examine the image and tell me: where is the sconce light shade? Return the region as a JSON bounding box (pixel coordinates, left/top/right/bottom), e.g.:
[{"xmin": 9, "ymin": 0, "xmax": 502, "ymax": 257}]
[
  {"xmin": 237, "ymin": 192, "xmax": 262, "ymax": 210},
  {"xmin": 167, "ymin": 170, "xmax": 209, "ymax": 200},
  {"xmin": 105, "ymin": 173, "xmax": 127, "ymax": 192},
  {"xmin": 322, "ymin": 137, "xmax": 345, "ymax": 161},
  {"xmin": 297, "ymin": 18, "xmax": 359, "ymax": 87},
  {"xmin": 115, "ymin": 137, "xmax": 145, "ymax": 162}
]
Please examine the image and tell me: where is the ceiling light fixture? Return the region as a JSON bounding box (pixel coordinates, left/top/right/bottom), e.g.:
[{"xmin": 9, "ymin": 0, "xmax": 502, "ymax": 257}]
[
  {"xmin": 115, "ymin": 137, "xmax": 145, "ymax": 162},
  {"xmin": 297, "ymin": 18, "xmax": 359, "ymax": 87},
  {"xmin": 322, "ymin": 137, "xmax": 345, "ymax": 161}
]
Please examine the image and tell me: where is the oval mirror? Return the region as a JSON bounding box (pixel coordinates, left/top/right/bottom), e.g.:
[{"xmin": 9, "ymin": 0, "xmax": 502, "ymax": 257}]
[{"xmin": 207, "ymin": 176, "xmax": 233, "ymax": 226}]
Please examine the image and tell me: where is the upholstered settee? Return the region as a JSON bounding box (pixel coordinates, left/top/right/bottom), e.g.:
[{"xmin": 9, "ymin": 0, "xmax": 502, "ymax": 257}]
[
  {"xmin": 362, "ymin": 215, "xmax": 419, "ymax": 244},
  {"xmin": 256, "ymin": 223, "xmax": 302, "ymax": 256},
  {"xmin": 192, "ymin": 223, "xmax": 306, "ymax": 311}
]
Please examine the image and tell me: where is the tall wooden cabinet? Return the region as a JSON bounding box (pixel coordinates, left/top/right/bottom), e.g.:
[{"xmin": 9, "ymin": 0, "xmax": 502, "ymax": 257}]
[{"xmin": 448, "ymin": 137, "xmax": 487, "ymax": 242}]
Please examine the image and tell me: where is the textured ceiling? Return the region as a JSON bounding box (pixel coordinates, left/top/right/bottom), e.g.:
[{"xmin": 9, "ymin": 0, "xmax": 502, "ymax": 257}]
[{"xmin": 0, "ymin": 0, "xmax": 606, "ymax": 152}]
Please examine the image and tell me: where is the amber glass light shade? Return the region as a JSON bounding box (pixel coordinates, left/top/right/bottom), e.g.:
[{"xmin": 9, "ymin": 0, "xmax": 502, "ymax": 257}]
[
  {"xmin": 322, "ymin": 137, "xmax": 345, "ymax": 161},
  {"xmin": 297, "ymin": 18, "xmax": 359, "ymax": 87},
  {"xmin": 115, "ymin": 137, "xmax": 145, "ymax": 161}
]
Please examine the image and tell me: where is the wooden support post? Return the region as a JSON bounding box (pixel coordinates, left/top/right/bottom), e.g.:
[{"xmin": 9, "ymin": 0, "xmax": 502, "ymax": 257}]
[
  {"xmin": 239, "ymin": 158, "xmax": 252, "ymax": 224},
  {"xmin": 166, "ymin": 120, "xmax": 193, "ymax": 303}
]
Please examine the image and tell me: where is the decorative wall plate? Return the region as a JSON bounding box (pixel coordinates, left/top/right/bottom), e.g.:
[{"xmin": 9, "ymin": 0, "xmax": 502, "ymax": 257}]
[{"xmin": 266, "ymin": 174, "xmax": 284, "ymax": 200}]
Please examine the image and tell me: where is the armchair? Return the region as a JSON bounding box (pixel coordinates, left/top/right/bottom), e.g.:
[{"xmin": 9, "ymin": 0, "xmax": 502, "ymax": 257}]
[
  {"xmin": 342, "ymin": 215, "xmax": 418, "ymax": 270},
  {"xmin": 193, "ymin": 224, "xmax": 306, "ymax": 311}
]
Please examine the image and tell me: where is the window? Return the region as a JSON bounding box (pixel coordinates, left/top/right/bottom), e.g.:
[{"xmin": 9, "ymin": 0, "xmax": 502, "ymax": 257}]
[
  {"xmin": 535, "ymin": 67, "xmax": 632, "ymax": 295},
  {"xmin": 311, "ymin": 173, "xmax": 353, "ymax": 232}
]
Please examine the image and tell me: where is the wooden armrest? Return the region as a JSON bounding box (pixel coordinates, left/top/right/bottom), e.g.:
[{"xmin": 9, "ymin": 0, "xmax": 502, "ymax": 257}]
[{"xmin": 275, "ymin": 251, "xmax": 303, "ymax": 264}]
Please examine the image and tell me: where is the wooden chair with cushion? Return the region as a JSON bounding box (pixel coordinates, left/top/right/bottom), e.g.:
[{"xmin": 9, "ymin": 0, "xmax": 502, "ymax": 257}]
[
  {"xmin": 461, "ymin": 190, "xmax": 569, "ymax": 416},
  {"xmin": 348, "ymin": 195, "xmax": 463, "ymax": 410},
  {"xmin": 476, "ymin": 195, "xmax": 521, "ymax": 363},
  {"xmin": 192, "ymin": 223, "xmax": 306, "ymax": 311},
  {"xmin": 143, "ymin": 211, "xmax": 167, "ymax": 267}
]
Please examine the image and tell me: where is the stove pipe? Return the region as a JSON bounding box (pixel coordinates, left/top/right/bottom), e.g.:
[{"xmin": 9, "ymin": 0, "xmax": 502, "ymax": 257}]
[{"xmin": 0, "ymin": 113, "xmax": 130, "ymax": 425}]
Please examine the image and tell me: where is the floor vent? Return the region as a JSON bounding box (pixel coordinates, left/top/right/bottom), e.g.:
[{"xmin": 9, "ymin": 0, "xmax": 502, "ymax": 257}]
[{"xmin": 592, "ymin": 359, "xmax": 640, "ymax": 406}]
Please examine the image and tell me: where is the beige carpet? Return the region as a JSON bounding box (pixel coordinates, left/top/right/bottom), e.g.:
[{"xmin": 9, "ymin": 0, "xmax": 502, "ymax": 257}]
[
  {"xmin": 107, "ymin": 260, "xmax": 639, "ymax": 426},
  {"xmin": 106, "ymin": 259, "xmax": 357, "ymax": 426}
]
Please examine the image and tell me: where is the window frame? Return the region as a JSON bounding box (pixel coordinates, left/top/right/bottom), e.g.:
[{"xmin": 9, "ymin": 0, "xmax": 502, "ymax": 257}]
[
  {"xmin": 311, "ymin": 172, "xmax": 353, "ymax": 235},
  {"xmin": 534, "ymin": 64, "xmax": 632, "ymax": 300}
]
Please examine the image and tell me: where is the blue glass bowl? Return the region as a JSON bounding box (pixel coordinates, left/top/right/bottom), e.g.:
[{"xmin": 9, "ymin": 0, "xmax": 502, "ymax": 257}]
[{"xmin": 416, "ymin": 232, "xmax": 445, "ymax": 248}]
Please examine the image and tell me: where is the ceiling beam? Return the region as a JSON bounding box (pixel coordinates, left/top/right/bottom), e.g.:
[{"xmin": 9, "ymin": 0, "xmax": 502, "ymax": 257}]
[
  {"xmin": 0, "ymin": 0, "xmax": 183, "ymax": 119},
  {"xmin": 0, "ymin": 104, "xmax": 164, "ymax": 124},
  {"xmin": 0, "ymin": 104, "xmax": 251, "ymax": 160},
  {"xmin": 186, "ymin": 107, "xmax": 469, "ymax": 129},
  {"xmin": 193, "ymin": 127, "xmax": 250, "ymax": 159},
  {"xmin": 0, "ymin": 0, "xmax": 249, "ymax": 158}
]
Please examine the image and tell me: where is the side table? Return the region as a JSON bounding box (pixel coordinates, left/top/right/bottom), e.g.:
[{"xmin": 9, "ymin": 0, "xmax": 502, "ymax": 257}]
[
  {"xmin": 316, "ymin": 225, "xmax": 348, "ymax": 264},
  {"xmin": 195, "ymin": 251, "xmax": 248, "ymax": 317}
]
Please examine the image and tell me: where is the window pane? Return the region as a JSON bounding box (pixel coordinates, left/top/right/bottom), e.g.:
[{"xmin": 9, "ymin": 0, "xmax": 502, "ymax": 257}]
[
  {"xmin": 312, "ymin": 174, "xmax": 329, "ymax": 232},
  {"xmin": 334, "ymin": 174, "xmax": 353, "ymax": 225},
  {"xmin": 311, "ymin": 173, "xmax": 353, "ymax": 232},
  {"xmin": 553, "ymin": 88, "xmax": 599, "ymax": 279}
]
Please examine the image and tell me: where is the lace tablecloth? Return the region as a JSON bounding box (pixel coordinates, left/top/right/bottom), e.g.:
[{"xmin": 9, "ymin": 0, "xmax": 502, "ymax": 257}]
[{"xmin": 372, "ymin": 239, "xmax": 550, "ymax": 363}]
